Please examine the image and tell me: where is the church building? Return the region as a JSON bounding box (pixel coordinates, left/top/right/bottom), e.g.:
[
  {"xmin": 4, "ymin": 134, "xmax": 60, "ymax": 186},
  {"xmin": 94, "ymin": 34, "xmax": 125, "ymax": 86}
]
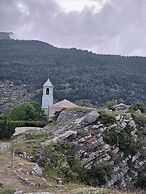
[{"xmin": 41, "ymin": 78, "xmax": 77, "ymax": 118}]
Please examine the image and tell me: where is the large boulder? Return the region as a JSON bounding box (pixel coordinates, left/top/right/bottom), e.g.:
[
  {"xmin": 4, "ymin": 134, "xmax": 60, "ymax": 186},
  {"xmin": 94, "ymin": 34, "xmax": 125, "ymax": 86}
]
[
  {"xmin": 57, "ymin": 109, "xmax": 89, "ymax": 123},
  {"xmin": 13, "ymin": 127, "xmax": 43, "ymax": 137},
  {"xmin": 80, "ymin": 111, "xmax": 100, "ymax": 126}
]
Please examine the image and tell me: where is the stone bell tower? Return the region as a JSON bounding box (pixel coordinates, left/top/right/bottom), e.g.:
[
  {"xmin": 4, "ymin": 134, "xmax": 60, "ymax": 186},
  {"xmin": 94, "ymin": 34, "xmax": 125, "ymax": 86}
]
[{"xmin": 41, "ymin": 75, "xmax": 54, "ymax": 116}]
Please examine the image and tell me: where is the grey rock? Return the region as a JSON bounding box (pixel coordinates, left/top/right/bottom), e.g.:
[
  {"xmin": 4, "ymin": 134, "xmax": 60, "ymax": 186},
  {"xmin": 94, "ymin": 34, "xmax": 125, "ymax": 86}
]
[
  {"xmin": 31, "ymin": 164, "xmax": 42, "ymax": 177},
  {"xmin": 128, "ymin": 120, "xmax": 136, "ymax": 129},
  {"xmin": 28, "ymin": 191, "xmax": 46, "ymax": 194},
  {"xmin": 42, "ymin": 131, "xmax": 77, "ymax": 146},
  {"xmin": 57, "ymin": 110, "xmax": 87, "ymax": 123},
  {"xmin": 97, "ymin": 137, "xmax": 104, "ymax": 144},
  {"xmin": 114, "ymin": 103, "xmax": 129, "ymax": 111},
  {"xmin": 58, "ymin": 130, "xmax": 77, "ymax": 141},
  {"xmin": 99, "ymin": 127, "xmax": 107, "ymax": 133},
  {"xmin": 80, "ymin": 111, "xmax": 100, "ymax": 126},
  {"xmin": 135, "ymin": 109, "xmax": 142, "ymax": 114},
  {"xmin": 112, "ymin": 147, "xmax": 119, "ymax": 154},
  {"xmin": 116, "ymin": 115, "xmax": 121, "ymax": 121},
  {"xmin": 13, "ymin": 127, "xmax": 43, "ymax": 137},
  {"xmin": 102, "ymin": 155, "xmax": 111, "ymax": 161},
  {"xmin": 131, "ymin": 128, "xmax": 137, "ymax": 136},
  {"xmin": 132, "ymin": 152, "xmax": 140, "ymax": 162},
  {"xmin": 0, "ymin": 142, "xmax": 10, "ymax": 151},
  {"xmin": 107, "ymin": 124, "xmax": 117, "ymax": 130},
  {"xmin": 91, "ymin": 124, "xmax": 103, "ymax": 129},
  {"xmin": 18, "ymin": 152, "xmax": 31, "ymax": 160},
  {"xmin": 14, "ymin": 191, "xmax": 24, "ymax": 194},
  {"xmin": 118, "ymin": 121, "xmax": 127, "ymax": 129}
]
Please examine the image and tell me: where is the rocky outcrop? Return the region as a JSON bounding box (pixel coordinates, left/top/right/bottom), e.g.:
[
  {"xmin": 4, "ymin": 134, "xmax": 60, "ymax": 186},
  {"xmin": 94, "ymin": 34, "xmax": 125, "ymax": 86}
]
[{"xmin": 13, "ymin": 107, "xmax": 146, "ymax": 190}]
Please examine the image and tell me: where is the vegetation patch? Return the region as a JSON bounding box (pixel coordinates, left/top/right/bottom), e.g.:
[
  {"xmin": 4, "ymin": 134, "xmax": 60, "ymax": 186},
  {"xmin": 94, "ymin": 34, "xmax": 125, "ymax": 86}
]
[
  {"xmin": 118, "ymin": 131, "xmax": 137, "ymax": 156},
  {"xmin": 106, "ymin": 100, "xmax": 117, "ymax": 111},
  {"xmin": 25, "ymin": 132, "xmax": 53, "ymax": 141},
  {"xmin": 0, "ymin": 118, "xmax": 16, "ymax": 140},
  {"xmin": 41, "ymin": 142, "xmax": 85, "ymax": 183},
  {"xmin": 129, "ymin": 102, "xmax": 146, "ymax": 113},
  {"xmin": 132, "ymin": 113, "xmax": 146, "ymax": 128},
  {"xmin": 86, "ymin": 162, "xmax": 112, "ymax": 186},
  {"xmin": 99, "ymin": 110, "xmax": 116, "ymax": 125},
  {"xmin": 136, "ymin": 167, "xmax": 146, "ymax": 189},
  {"xmin": 8, "ymin": 101, "xmax": 44, "ymax": 121},
  {"xmin": 0, "ymin": 188, "xmax": 14, "ymax": 194},
  {"xmin": 103, "ymin": 129, "xmax": 118, "ymax": 146}
]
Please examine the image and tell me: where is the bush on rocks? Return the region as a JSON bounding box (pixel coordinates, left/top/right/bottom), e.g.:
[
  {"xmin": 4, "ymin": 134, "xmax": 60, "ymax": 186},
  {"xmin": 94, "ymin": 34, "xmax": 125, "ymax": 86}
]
[
  {"xmin": 132, "ymin": 113, "xmax": 146, "ymax": 128},
  {"xmin": 99, "ymin": 110, "xmax": 116, "ymax": 125},
  {"xmin": 118, "ymin": 132, "xmax": 137, "ymax": 156},
  {"xmin": 86, "ymin": 162, "xmax": 112, "ymax": 186},
  {"xmin": 129, "ymin": 102, "xmax": 146, "ymax": 113},
  {"xmin": 103, "ymin": 129, "xmax": 118, "ymax": 146},
  {"xmin": 136, "ymin": 168, "xmax": 146, "ymax": 189}
]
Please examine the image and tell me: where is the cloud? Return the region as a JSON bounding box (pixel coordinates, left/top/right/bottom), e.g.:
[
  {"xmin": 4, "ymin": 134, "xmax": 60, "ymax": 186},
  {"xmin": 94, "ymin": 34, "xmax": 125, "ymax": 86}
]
[{"xmin": 0, "ymin": 0, "xmax": 146, "ymax": 56}]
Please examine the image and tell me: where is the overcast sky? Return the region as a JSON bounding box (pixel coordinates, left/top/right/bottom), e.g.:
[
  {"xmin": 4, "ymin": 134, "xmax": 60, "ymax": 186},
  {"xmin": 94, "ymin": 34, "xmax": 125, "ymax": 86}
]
[{"xmin": 0, "ymin": 0, "xmax": 146, "ymax": 56}]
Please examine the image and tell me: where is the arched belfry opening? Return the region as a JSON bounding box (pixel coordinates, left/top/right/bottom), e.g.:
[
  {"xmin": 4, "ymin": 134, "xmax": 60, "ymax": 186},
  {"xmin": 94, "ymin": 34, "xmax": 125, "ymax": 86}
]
[{"xmin": 46, "ymin": 88, "xmax": 49, "ymax": 95}]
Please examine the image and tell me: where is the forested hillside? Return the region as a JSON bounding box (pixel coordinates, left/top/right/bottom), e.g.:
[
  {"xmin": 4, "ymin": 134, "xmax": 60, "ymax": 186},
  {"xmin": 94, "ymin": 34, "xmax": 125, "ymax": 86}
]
[{"xmin": 0, "ymin": 39, "xmax": 146, "ymax": 106}]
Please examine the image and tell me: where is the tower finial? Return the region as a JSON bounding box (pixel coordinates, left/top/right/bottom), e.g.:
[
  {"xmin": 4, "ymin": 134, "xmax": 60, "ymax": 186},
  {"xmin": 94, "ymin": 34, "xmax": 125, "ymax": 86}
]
[{"xmin": 48, "ymin": 69, "xmax": 49, "ymax": 79}]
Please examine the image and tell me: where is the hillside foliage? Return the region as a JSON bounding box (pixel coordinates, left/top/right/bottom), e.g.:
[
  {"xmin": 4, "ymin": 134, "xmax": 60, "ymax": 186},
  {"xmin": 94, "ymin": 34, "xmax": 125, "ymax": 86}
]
[{"xmin": 1, "ymin": 40, "xmax": 146, "ymax": 106}]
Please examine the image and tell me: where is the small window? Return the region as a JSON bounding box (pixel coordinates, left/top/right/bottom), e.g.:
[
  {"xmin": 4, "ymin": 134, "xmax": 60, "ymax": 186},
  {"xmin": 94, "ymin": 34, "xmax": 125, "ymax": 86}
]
[{"xmin": 46, "ymin": 88, "xmax": 49, "ymax": 95}]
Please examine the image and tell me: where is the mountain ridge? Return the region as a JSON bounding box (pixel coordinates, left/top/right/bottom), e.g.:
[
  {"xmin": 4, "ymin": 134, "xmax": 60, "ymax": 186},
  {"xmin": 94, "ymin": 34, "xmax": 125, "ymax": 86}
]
[{"xmin": 1, "ymin": 39, "xmax": 146, "ymax": 108}]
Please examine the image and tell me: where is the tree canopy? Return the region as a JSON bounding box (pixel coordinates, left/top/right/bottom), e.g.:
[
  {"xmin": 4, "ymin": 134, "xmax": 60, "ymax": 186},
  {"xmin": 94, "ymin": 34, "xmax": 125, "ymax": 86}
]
[{"xmin": 8, "ymin": 102, "xmax": 43, "ymax": 121}]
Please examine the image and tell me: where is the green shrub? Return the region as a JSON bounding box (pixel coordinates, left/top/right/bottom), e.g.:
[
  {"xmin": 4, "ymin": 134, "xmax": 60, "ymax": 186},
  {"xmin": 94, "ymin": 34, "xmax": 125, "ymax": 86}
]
[
  {"xmin": 106, "ymin": 100, "xmax": 117, "ymax": 110},
  {"xmin": 58, "ymin": 165, "xmax": 79, "ymax": 183},
  {"xmin": 42, "ymin": 142, "xmax": 85, "ymax": 183},
  {"xmin": 11, "ymin": 120, "xmax": 45, "ymax": 128},
  {"xmin": 0, "ymin": 188, "xmax": 14, "ymax": 194},
  {"xmin": 136, "ymin": 168, "xmax": 146, "ymax": 189},
  {"xmin": 8, "ymin": 102, "xmax": 43, "ymax": 121},
  {"xmin": 0, "ymin": 118, "xmax": 45, "ymax": 140},
  {"xmin": 99, "ymin": 110, "xmax": 116, "ymax": 125},
  {"xmin": 118, "ymin": 132, "xmax": 137, "ymax": 156},
  {"xmin": 25, "ymin": 132, "xmax": 52, "ymax": 140},
  {"xmin": 129, "ymin": 101, "xmax": 146, "ymax": 113},
  {"xmin": 103, "ymin": 129, "xmax": 118, "ymax": 146},
  {"xmin": 132, "ymin": 113, "xmax": 146, "ymax": 127},
  {"xmin": 0, "ymin": 119, "xmax": 16, "ymax": 139},
  {"xmin": 86, "ymin": 162, "xmax": 111, "ymax": 186}
]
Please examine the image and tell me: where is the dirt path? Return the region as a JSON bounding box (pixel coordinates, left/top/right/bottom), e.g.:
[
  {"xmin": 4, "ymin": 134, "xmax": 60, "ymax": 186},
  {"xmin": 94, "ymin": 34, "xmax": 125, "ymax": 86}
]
[
  {"xmin": 0, "ymin": 141, "xmax": 52, "ymax": 193},
  {"xmin": 0, "ymin": 142, "xmax": 27, "ymax": 191}
]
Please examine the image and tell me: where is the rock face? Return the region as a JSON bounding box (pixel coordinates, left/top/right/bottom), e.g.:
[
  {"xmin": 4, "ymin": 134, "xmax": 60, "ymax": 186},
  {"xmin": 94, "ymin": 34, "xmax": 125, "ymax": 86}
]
[
  {"xmin": 14, "ymin": 107, "xmax": 146, "ymax": 190},
  {"xmin": 80, "ymin": 111, "xmax": 100, "ymax": 126}
]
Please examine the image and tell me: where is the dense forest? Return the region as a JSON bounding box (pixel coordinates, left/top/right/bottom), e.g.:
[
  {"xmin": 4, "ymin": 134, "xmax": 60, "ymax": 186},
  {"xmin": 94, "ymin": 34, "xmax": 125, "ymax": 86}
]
[{"xmin": 0, "ymin": 39, "xmax": 146, "ymax": 106}]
